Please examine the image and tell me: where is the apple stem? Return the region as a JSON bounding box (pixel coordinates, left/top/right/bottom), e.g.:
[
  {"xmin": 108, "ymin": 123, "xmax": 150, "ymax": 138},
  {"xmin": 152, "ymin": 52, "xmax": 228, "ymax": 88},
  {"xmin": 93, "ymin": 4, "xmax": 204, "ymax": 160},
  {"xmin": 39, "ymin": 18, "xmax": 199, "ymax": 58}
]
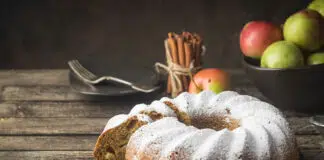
[{"xmin": 188, "ymin": 71, "xmax": 203, "ymax": 91}]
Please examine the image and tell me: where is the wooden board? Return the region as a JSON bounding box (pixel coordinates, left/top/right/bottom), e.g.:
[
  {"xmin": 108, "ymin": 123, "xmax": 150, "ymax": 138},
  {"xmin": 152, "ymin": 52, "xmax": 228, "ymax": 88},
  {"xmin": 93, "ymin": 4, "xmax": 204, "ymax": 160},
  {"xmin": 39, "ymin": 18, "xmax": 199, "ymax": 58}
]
[
  {"xmin": 0, "ymin": 151, "xmax": 93, "ymax": 160},
  {"xmin": 0, "ymin": 69, "xmax": 322, "ymax": 160},
  {"xmin": 0, "ymin": 136, "xmax": 97, "ymax": 150},
  {"xmin": 0, "ymin": 102, "xmax": 130, "ymax": 118},
  {"xmin": 0, "ymin": 70, "xmax": 69, "ymax": 86},
  {"xmin": 0, "ymin": 135, "xmax": 322, "ymax": 151},
  {"xmin": 0, "ymin": 150, "xmax": 323, "ymax": 160},
  {"xmin": 0, "ymin": 118, "xmax": 107, "ymax": 135},
  {"xmin": 0, "ymin": 117, "xmax": 319, "ymax": 135},
  {"xmin": 0, "ymin": 69, "xmax": 249, "ymax": 86}
]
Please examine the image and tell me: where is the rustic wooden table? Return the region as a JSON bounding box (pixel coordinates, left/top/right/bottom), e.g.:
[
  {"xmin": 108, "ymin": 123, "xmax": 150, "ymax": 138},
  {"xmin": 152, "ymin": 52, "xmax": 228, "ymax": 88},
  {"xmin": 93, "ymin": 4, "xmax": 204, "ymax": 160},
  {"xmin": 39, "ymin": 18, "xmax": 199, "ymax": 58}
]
[{"xmin": 0, "ymin": 69, "xmax": 323, "ymax": 160}]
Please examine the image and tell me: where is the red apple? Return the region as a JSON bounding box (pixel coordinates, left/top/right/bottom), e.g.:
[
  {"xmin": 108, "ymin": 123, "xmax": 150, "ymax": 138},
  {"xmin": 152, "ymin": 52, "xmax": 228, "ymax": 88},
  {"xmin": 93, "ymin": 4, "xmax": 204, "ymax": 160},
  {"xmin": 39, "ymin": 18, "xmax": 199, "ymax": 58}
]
[
  {"xmin": 240, "ymin": 21, "xmax": 283, "ymax": 58},
  {"xmin": 188, "ymin": 68, "xmax": 230, "ymax": 94}
]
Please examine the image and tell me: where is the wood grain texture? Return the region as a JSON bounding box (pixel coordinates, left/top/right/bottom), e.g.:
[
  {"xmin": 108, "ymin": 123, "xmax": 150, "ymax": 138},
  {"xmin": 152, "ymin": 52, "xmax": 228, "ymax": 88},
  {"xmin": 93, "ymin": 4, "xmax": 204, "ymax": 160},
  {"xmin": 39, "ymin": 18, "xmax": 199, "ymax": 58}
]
[
  {"xmin": 0, "ymin": 135, "xmax": 321, "ymax": 151},
  {"xmin": 0, "ymin": 101, "xmax": 312, "ymax": 118},
  {"xmin": 0, "ymin": 102, "xmax": 131, "ymax": 118},
  {"xmin": 1, "ymin": 85, "xmax": 262, "ymax": 101},
  {"xmin": 0, "ymin": 150, "xmax": 322, "ymax": 160},
  {"xmin": 0, "ymin": 118, "xmax": 108, "ymax": 135},
  {"xmin": 0, "ymin": 85, "xmax": 168, "ymax": 104},
  {"xmin": 0, "ymin": 70, "xmax": 68, "ymax": 86},
  {"xmin": 0, "ymin": 117, "xmax": 319, "ymax": 135},
  {"xmin": 1, "ymin": 85, "xmax": 82, "ymax": 101},
  {"xmin": 288, "ymin": 117, "xmax": 320, "ymax": 135},
  {"xmin": 0, "ymin": 69, "xmax": 250, "ymax": 86},
  {"xmin": 0, "ymin": 151, "xmax": 93, "ymax": 160},
  {"xmin": 0, "ymin": 136, "xmax": 97, "ymax": 151},
  {"xmin": 297, "ymin": 135, "xmax": 324, "ymax": 150},
  {"xmin": 0, "ymin": 69, "xmax": 248, "ymax": 85},
  {"xmin": 0, "ymin": 69, "xmax": 322, "ymax": 160},
  {"xmin": 301, "ymin": 150, "xmax": 324, "ymax": 160}
]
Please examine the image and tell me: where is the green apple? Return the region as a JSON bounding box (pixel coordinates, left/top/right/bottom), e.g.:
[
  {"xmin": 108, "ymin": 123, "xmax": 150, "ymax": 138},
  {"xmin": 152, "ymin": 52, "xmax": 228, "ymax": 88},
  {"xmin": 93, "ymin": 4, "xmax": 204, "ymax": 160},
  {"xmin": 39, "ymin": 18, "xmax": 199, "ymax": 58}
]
[
  {"xmin": 283, "ymin": 9, "xmax": 324, "ymax": 51},
  {"xmin": 307, "ymin": 52, "xmax": 324, "ymax": 65},
  {"xmin": 308, "ymin": 0, "xmax": 324, "ymax": 17},
  {"xmin": 261, "ymin": 41, "xmax": 304, "ymax": 68}
]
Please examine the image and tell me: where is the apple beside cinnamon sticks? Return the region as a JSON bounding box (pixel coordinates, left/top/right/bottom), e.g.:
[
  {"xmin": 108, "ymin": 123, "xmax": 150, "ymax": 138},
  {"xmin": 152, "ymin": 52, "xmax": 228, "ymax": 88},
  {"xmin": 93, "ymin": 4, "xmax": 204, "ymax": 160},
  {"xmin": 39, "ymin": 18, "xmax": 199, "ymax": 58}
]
[
  {"xmin": 165, "ymin": 32, "xmax": 230, "ymax": 96},
  {"xmin": 166, "ymin": 32, "xmax": 203, "ymax": 95}
]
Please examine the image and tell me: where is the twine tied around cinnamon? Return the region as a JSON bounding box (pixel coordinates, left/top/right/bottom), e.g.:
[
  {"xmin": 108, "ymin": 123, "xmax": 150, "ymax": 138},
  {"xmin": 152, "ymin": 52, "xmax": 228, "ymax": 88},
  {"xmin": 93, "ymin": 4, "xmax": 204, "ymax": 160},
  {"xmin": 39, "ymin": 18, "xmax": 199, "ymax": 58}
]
[{"xmin": 155, "ymin": 40, "xmax": 206, "ymax": 97}]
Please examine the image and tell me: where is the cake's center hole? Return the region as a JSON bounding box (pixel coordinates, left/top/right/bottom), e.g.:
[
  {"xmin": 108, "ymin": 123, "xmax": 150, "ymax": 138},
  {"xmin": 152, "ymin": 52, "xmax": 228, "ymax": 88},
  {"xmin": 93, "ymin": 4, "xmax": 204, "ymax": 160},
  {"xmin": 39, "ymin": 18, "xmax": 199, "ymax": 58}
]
[
  {"xmin": 191, "ymin": 115, "xmax": 240, "ymax": 131},
  {"xmin": 162, "ymin": 101, "xmax": 239, "ymax": 131}
]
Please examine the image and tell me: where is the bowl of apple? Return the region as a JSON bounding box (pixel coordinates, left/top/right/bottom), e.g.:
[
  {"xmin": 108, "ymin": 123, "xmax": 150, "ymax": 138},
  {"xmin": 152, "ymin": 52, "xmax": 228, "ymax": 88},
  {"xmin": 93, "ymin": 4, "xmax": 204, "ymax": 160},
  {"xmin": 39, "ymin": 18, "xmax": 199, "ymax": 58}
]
[{"xmin": 240, "ymin": 6, "xmax": 324, "ymax": 113}]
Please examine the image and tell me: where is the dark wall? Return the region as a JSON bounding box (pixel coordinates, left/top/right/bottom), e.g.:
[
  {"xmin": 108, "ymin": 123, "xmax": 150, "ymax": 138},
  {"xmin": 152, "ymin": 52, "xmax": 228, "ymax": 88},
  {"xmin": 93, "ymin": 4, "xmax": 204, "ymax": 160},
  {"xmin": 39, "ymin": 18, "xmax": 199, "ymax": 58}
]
[{"xmin": 0, "ymin": 0, "xmax": 311, "ymax": 69}]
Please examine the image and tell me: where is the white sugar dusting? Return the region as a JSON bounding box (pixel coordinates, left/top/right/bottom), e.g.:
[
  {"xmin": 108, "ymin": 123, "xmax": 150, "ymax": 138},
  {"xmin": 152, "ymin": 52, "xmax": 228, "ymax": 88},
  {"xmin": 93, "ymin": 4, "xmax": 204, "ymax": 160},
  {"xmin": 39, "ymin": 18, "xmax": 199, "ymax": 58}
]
[
  {"xmin": 206, "ymin": 91, "xmax": 239, "ymax": 113},
  {"xmin": 227, "ymin": 127, "xmax": 248, "ymax": 159},
  {"xmin": 129, "ymin": 104, "xmax": 148, "ymax": 116},
  {"xmin": 241, "ymin": 117, "xmax": 271, "ymax": 159},
  {"xmin": 150, "ymin": 100, "xmax": 177, "ymax": 117},
  {"xmin": 100, "ymin": 90, "xmax": 297, "ymax": 160},
  {"xmin": 192, "ymin": 129, "xmax": 231, "ymax": 159},
  {"xmin": 103, "ymin": 114, "xmax": 153, "ymax": 133},
  {"xmin": 103, "ymin": 114, "xmax": 128, "ymax": 132},
  {"xmin": 135, "ymin": 114, "xmax": 153, "ymax": 123}
]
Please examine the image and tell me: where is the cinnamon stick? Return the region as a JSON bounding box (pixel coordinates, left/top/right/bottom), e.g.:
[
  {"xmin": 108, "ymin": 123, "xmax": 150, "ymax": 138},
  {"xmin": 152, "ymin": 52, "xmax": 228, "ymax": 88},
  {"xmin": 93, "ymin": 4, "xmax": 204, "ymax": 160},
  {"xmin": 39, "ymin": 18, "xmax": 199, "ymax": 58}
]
[
  {"xmin": 184, "ymin": 42, "xmax": 193, "ymax": 91},
  {"xmin": 182, "ymin": 31, "xmax": 192, "ymax": 42},
  {"xmin": 166, "ymin": 33, "xmax": 173, "ymax": 94},
  {"xmin": 192, "ymin": 38, "xmax": 197, "ymax": 66},
  {"xmin": 196, "ymin": 41, "xmax": 202, "ymax": 66},
  {"xmin": 167, "ymin": 33, "xmax": 182, "ymax": 94},
  {"xmin": 184, "ymin": 42, "xmax": 192, "ymax": 72},
  {"xmin": 176, "ymin": 36, "xmax": 188, "ymax": 91},
  {"xmin": 193, "ymin": 33, "xmax": 202, "ymax": 66},
  {"xmin": 164, "ymin": 32, "xmax": 203, "ymax": 95},
  {"xmin": 167, "ymin": 34, "xmax": 179, "ymax": 65},
  {"xmin": 167, "ymin": 75, "xmax": 172, "ymax": 94}
]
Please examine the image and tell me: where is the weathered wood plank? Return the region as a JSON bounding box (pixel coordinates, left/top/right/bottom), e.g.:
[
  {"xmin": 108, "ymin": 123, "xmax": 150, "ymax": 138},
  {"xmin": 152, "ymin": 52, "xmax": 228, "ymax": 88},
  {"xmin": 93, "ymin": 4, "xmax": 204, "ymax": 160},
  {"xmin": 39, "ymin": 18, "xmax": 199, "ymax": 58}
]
[
  {"xmin": 0, "ymin": 151, "xmax": 93, "ymax": 160},
  {"xmin": 0, "ymin": 150, "xmax": 322, "ymax": 160},
  {"xmin": 0, "ymin": 69, "xmax": 248, "ymax": 86},
  {"xmin": 0, "ymin": 84, "xmax": 314, "ymax": 120},
  {"xmin": 0, "ymin": 102, "xmax": 131, "ymax": 118},
  {"xmin": 0, "ymin": 136, "xmax": 97, "ymax": 150},
  {"xmin": 3, "ymin": 99, "xmax": 293, "ymax": 118},
  {"xmin": 1, "ymin": 84, "xmax": 261, "ymax": 100},
  {"xmin": 0, "ymin": 117, "xmax": 318, "ymax": 135},
  {"xmin": 0, "ymin": 135, "xmax": 321, "ymax": 151},
  {"xmin": 1, "ymin": 85, "xmax": 83, "ymax": 101},
  {"xmin": 0, "ymin": 85, "xmax": 166, "ymax": 103},
  {"xmin": 288, "ymin": 117, "xmax": 320, "ymax": 135},
  {"xmin": 0, "ymin": 102, "xmax": 313, "ymax": 120},
  {"xmin": 300, "ymin": 150, "xmax": 324, "ymax": 160},
  {"xmin": 0, "ymin": 118, "xmax": 108, "ymax": 135},
  {"xmin": 297, "ymin": 135, "xmax": 324, "ymax": 150},
  {"xmin": 0, "ymin": 70, "xmax": 69, "ymax": 86}
]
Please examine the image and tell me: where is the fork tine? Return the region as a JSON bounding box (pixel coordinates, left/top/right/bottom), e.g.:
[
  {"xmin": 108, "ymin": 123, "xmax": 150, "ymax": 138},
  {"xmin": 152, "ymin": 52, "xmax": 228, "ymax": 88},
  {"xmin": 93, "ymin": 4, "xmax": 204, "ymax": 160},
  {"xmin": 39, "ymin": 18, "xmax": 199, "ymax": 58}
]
[
  {"xmin": 73, "ymin": 60, "xmax": 97, "ymax": 79},
  {"xmin": 69, "ymin": 60, "xmax": 97, "ymax": 80},
  {"xmin": 68, "ymin": 60, "xmax": 86, "ymax": 79},
  {"xmin": 68, "ymin": 59, "xmax": 158, "ymax": 92}
]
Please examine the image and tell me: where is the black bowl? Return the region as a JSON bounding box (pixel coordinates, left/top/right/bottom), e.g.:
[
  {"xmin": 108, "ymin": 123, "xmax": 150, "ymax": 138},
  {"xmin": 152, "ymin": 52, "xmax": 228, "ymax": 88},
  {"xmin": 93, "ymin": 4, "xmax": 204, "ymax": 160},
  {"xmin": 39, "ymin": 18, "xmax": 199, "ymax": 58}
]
[{"xmin": 242, "ymin": 56, "xmax": 324, "ymax": 113}]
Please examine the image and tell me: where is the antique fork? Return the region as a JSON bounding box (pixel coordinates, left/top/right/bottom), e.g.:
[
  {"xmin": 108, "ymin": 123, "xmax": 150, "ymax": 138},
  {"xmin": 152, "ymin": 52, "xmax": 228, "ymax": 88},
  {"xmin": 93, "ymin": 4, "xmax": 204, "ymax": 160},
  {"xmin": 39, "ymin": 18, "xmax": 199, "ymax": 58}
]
[{"xmin": 68, "ymin": 60, "xmax": 159, "ymax": 93}]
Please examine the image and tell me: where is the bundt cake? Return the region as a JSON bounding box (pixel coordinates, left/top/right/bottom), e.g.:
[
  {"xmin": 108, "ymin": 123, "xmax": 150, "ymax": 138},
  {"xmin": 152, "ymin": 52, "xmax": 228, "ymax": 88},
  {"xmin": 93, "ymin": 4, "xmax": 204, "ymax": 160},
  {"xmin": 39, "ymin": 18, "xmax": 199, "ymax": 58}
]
[{"xmin": 93, "ymin": 90, "xmax": 299, "ymax": 160}]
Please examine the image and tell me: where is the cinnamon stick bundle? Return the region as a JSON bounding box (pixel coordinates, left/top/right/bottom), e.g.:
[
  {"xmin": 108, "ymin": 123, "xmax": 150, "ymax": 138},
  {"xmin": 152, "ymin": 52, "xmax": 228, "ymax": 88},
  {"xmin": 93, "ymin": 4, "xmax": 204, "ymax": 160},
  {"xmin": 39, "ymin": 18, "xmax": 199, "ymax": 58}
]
[{"xmin": 165, "ymin": 31, "xmax": 203, "ymax": 96}]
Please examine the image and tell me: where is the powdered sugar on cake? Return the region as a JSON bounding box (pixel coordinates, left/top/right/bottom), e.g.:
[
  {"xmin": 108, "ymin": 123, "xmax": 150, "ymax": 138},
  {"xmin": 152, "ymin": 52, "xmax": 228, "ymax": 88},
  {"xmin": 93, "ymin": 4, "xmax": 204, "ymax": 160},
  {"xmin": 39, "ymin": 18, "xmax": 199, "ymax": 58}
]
[{"xmin": 99, "ymin": 90, "xmax": 298, "ymax": 160}]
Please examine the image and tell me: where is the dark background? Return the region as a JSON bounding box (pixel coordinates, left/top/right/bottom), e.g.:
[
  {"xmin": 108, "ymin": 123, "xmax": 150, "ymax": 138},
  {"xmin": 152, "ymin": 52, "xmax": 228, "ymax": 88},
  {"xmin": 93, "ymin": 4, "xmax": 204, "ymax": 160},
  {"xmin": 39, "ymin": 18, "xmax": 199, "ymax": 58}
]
[{"xmin": 0, "ymin": 0, "xmax": 312, "ymax": 69}]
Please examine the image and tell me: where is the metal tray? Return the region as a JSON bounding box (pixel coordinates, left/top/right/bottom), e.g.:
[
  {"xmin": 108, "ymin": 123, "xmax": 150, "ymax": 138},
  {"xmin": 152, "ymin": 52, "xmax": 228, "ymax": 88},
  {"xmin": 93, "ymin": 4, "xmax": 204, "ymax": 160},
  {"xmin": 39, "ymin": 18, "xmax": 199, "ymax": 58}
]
[{"xmin": 68, "ymin": 54, "xmax": 164, "ymax": 96}]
